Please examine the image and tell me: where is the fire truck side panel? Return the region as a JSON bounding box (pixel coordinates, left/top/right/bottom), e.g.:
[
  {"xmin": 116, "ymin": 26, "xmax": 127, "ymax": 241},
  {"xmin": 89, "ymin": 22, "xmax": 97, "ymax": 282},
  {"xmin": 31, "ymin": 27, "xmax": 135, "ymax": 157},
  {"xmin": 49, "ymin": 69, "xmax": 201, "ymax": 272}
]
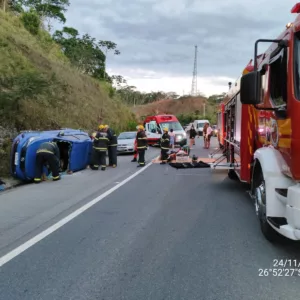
[
  {"xmin": 239, "ymin": 104, "xmax": 254, "ymax": 182},
  {"xmin": 290, "ymin": 29, "xmax": 300, "ymax": 180},
  {"xmin": 217, "ymin": 103, "xmax": 225, "ymax": 146},
  {"xmin": 233, "ymin": 92, "xmax": 242, "ymax": 179},
  {"xmin": 234, "ymin": 93, "xmax": 242, "ymax": 143}
]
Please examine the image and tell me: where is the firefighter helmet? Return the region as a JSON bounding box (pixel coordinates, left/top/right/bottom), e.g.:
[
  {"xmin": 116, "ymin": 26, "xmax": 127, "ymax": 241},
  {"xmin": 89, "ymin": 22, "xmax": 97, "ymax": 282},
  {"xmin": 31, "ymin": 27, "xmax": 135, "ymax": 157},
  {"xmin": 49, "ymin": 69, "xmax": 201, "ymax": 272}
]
[
  {"xmin": 136, "ymin": 125, "xmax": 144, "ymax": 130},
  {"xmin": 163, "ymin": 127, "xmax": 168, "ymax": 132}
]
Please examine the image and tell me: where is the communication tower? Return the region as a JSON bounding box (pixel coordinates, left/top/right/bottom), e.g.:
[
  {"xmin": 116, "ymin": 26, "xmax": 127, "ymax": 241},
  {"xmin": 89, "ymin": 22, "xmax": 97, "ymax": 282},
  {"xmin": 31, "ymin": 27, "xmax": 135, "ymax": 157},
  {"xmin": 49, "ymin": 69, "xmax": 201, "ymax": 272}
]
[{"xmin": 191, "ymin": 45, "xmax": 198, "ymax": 96}]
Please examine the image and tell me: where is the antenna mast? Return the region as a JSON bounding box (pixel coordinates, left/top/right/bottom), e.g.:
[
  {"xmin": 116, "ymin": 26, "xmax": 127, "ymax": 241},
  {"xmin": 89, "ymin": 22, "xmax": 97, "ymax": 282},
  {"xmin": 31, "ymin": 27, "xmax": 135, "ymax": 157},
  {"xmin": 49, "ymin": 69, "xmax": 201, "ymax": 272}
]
[{"xmin": 191, "ymin": 45, "xmax": 198, "ymax": 96}]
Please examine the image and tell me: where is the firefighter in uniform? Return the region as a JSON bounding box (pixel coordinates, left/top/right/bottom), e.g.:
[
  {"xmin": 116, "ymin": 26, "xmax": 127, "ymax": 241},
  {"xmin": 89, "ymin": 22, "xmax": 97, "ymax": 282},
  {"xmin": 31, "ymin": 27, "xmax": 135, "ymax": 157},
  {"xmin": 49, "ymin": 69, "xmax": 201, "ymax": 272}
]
[
  {"xmin": 105, "ymin": 125, "xmax": 118, "ymax": 167},
  {"xmin": 90, "ymin": 125, "xmax": 109, "ymax": 171},
  {"xmin": 34, "ymin": 141, "xmax": 61, "ymax": 183},
  {"xmin": 160, "ymin": 127, "xmax": 170, "ymax": 165},
  {"xmin": 136, "ymin": 125, "xmax": 148, "ymax": 167}
]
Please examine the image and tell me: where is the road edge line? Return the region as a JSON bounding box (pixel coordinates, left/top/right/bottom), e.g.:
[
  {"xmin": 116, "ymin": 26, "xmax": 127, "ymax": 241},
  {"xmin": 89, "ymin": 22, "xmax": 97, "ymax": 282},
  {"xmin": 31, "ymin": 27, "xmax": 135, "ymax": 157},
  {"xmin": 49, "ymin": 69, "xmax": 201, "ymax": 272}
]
[{"xmin": 0, "ymin": 162, "xmax": 153, "ymax": 268}]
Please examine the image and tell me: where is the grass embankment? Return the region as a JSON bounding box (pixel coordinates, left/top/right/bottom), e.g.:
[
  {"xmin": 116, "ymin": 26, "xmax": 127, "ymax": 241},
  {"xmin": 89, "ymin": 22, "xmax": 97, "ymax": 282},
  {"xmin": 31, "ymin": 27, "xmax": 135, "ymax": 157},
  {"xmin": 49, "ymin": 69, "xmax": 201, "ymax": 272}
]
[{"xmin": 0, "ymin": 11, "xmax": 136, "ymax": 176}]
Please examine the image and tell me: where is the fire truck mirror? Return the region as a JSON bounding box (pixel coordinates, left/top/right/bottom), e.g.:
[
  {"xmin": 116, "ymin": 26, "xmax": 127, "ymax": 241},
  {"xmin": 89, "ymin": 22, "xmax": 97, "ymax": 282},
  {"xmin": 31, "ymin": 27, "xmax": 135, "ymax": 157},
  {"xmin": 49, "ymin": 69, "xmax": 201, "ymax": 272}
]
[{"xmin": 240, "ymin": 71, "xmax": 262, "ymax": 105}]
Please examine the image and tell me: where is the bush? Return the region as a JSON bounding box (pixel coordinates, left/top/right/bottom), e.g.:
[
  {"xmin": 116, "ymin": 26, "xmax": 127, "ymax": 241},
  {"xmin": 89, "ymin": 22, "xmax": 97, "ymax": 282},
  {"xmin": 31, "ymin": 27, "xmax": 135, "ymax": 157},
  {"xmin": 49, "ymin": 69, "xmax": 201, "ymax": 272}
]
[
  {"xmin": 20, "ymin": 10, "xmax": 40, "ymax": 35},
  {"xmin": 0, "ymin": 138, "xmax": 12, "ymax": 177},
  {"xmin": 127, "ymin": 120, "xmax": 138, "ymax": 131}
]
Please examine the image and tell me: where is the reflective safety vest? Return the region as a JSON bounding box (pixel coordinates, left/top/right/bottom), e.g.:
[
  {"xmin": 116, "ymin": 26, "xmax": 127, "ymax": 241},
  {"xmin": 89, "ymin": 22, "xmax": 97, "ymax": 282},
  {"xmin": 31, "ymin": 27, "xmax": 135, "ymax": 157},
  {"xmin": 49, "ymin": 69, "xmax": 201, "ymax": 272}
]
[
  {"xmin": 93, "ymin": 131, "xmax": 109, "ymax": 151},
  {"xmin": 107, "ymin": 128, "xmax": 118, "ymax": 146},
  {"xmin": 37, "ymin": 142, "xmax": 60, "ymax": 159},
  {"xmin": 136, "ymin": 130, "xmax": 147, "ymax": 149},
  {"xmin": 160, "ymin": 133, "xmax": 170, "ymax": 150}
]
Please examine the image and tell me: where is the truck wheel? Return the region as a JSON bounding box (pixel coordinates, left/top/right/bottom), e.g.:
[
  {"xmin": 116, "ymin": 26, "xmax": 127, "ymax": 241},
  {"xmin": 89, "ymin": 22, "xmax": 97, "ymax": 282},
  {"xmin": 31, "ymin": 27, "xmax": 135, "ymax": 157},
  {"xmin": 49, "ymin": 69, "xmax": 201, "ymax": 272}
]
[
  {"xmin": 253, "ymin": 165, "xmax": 280, "ymax": 243},
  {"xmin": 228, "ymin": 169, "xmax": 238, "ymax": 180}
]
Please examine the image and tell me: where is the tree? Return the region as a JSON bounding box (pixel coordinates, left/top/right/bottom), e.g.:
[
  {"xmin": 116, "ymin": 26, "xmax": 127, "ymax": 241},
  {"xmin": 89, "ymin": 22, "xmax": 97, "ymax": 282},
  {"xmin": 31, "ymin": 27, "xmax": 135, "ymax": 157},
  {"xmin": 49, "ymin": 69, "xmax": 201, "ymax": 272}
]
[
  {"xmin": 98, "ymin": 40, "xmax": 120, "ymax": 80},
  {"xmin": 111, "ymin": 75, "xmax": 127, "ymax": 87},
  {"xmin": 165, "ymin": 91, "xmax": 179, "ymax": 99},
  {"xmin": 22, "ymin": 0, "xmax": 70, "ymax": 29},
  {"xmin": 1, "ymin": 0, "xmax": 8, "ymax": 11},
  {"xmin": 98, "ymin": 40, "xmax": 120, "ymax": 56},
  {"xmin": 20, "ymin": 9, "xmax": 41, "ymax": 35},
  {"xmin": 208, "ymin": 93, "xmax": 226, "ymax": 104},
  {"xmin": 8, "ymin": 0, "xmax": 24, "ymax": 12},
  {"xmin": 53, "ymin": 27, "xmax": 106, "ymax": 79}
]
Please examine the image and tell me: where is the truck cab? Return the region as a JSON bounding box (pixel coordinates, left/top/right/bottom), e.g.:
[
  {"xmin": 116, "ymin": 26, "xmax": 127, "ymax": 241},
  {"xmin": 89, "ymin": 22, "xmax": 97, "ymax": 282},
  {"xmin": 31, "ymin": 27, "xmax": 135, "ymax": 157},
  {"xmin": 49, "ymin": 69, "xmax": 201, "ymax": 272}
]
[{"xmin": 144, "ymin": 115, "xmax": 187, "ymax": 146}]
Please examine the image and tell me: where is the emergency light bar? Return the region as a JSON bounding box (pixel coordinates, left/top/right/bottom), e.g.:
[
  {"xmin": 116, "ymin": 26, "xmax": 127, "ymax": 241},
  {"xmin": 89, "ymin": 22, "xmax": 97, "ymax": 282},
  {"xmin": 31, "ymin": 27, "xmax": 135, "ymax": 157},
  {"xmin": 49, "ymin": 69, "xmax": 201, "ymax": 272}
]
[
  {"xmin": 161, "ymin": 116, "xmax": 173, "ymax": 120},
  {"xmin": 291, "ymin": 3, "xmax": 300, "ymax": 13}
]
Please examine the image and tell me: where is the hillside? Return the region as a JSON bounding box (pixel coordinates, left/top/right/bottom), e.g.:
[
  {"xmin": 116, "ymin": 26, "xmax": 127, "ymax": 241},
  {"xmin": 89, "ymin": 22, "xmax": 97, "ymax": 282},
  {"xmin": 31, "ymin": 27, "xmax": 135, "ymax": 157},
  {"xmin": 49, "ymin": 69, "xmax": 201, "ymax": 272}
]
[
  {"xmin": 132, "ymin": 96, "xmax": 217, "ymax": 124},
  {"xmin": 0, "ymin": 10, "xmax": 136, "ymax": 175}
]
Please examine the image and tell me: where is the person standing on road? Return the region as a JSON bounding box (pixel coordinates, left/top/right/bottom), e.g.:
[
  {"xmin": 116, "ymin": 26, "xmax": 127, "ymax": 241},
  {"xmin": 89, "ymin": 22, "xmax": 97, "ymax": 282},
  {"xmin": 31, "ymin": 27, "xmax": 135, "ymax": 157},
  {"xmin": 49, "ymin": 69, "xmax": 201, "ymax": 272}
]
[
  {"xmin": 90, "ymin": 125, "xmax": 109, "ymax": 171},
  {"xmin": 132, "ymin": 138, "xmax": 138, "ymax": 162},
  {"xmin": 136, "ymin": 125, "xmax": 148, "ymax": 167},
  {"xmin": 169, "ymin": 128, "xmax": 175, "ymax": 149},
  {"xmin": 203, "ymin": 123, "xmax": 209, "ymax": 148},
  {"xmin": 105, "ymin": 125, "xmax": 117, "ymax": 168},
  {"xmin": 160, "ymin": 127, "xmax": 170, "ymax": 165},
  {"xmin": 189, "ymin": 125, "xmax": 197, "ymax": 148},
  {"xmin": 205, "ymin": 123, "xmax": 213, "ymax": 149},
  {"xmin": 34, "ymin": 141, "xmax": 61, "ymax": 183}
]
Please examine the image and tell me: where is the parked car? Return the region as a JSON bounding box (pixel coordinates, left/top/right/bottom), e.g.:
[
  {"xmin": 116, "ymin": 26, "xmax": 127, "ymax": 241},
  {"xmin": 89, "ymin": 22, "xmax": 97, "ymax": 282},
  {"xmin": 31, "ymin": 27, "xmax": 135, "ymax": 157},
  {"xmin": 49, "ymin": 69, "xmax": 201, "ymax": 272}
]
[
  {"xmin": 11, "ymin": 129, "xmax": 92, "ymax": 181},
  {"xmin": 117, "ymin": 131, "xmax": 137, "ymax": 154}
]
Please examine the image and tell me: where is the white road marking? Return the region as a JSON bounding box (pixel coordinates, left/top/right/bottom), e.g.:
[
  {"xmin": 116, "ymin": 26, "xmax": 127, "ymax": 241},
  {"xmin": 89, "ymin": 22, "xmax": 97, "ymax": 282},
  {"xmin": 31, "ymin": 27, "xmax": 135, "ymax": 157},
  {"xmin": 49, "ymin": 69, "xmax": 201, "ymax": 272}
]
[{"xmin": 0, "ymin": 162, "xmax": 153, "ymax": 268}]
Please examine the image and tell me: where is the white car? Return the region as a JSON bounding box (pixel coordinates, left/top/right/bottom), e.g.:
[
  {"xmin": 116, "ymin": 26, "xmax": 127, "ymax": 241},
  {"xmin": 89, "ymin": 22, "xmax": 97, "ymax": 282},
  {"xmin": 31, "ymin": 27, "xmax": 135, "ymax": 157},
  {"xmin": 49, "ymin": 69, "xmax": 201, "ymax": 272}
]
[{"xmin": 117, "ymin": 131, "xmax": 137, "ymax": 153}]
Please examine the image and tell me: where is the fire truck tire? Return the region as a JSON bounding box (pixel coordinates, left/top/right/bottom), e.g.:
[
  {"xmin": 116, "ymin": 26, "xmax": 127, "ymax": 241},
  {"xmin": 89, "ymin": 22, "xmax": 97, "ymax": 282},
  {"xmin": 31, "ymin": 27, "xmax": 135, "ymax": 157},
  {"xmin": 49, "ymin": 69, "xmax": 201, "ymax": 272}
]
[
  {"xmin": 228, "ymin": 169, "xmax": 238, "ymax": 180},
  {"xmin": 252, "ymin": 164, "xmax": 281, "ymax": 243}
]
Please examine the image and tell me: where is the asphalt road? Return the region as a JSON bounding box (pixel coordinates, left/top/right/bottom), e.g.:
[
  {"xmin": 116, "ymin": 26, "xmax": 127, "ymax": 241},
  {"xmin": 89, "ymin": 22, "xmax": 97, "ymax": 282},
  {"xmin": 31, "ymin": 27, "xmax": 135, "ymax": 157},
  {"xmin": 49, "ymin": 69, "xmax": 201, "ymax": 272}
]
[
  {"xmin": 0, "ymin": 147, "xmax": 159, "ymax": 257},
  {"xmin": 1, "ymin": 137, "xmax": 300, "ymax": 300}
]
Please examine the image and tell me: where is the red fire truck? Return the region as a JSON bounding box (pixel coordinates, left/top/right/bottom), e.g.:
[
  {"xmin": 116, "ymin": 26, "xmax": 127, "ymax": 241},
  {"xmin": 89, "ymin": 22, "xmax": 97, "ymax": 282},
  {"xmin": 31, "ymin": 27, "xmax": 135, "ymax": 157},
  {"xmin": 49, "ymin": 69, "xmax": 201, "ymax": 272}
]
[{"xmin": 211, "ymin": 3, "xmax": 300, "ymax": 242}]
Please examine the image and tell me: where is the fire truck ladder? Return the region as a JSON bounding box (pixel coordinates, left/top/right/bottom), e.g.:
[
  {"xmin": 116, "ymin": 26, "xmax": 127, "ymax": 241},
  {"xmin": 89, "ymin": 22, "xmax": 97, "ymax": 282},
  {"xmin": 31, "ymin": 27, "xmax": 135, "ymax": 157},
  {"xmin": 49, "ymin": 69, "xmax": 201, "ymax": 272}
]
[
  {"xmin": 208, "ymin": 100, "xmax": 238, "ymax": 170},
  {"xmin": 209, "ymin": 146, "xmax": 225, "ymax": 159},
  {"xmin": 208, "ymin": 147, "xmax": 235, "ymax": 169}
]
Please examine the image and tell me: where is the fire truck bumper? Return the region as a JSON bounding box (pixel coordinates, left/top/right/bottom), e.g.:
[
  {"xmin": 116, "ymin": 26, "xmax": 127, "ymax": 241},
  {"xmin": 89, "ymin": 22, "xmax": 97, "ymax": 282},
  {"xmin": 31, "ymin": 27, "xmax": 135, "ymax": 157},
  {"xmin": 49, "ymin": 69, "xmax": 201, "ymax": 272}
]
[
  {"xmin": 273, "ymin": 184, "xmax": 300, "ymax": 240},
  {"xmin": 285, "ymin": 184, "xmax": 300, "ymax": 239}
]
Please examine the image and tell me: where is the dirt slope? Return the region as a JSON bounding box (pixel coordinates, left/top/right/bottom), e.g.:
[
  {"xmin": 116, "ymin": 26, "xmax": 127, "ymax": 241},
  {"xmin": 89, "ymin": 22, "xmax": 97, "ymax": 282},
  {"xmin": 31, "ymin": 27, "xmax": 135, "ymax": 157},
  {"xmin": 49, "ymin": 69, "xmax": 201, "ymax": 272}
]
[{"xmin": 132, "ymin": 96, "xmax": 208, "ymax": 119}]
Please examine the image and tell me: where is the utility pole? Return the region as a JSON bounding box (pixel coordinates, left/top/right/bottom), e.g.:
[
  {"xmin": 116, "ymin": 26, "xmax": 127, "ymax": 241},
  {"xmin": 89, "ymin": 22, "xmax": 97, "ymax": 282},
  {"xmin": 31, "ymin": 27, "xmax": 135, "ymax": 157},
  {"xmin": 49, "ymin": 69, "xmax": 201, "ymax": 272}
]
[
  {"xmin": 191, "ymin": 45, "xmax": 198, "ymax": 96},
  {"xmin": 203, "ymin": 103, "xmax": 206, "ymax": 117}
]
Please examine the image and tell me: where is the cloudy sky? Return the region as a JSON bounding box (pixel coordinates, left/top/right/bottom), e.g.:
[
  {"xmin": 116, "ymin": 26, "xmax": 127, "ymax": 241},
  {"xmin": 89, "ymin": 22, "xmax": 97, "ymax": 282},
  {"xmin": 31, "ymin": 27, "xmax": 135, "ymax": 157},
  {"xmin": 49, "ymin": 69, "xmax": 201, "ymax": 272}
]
[{"xmin": 57, "ymin": 0, "xmax": 297, "ymax": 96}]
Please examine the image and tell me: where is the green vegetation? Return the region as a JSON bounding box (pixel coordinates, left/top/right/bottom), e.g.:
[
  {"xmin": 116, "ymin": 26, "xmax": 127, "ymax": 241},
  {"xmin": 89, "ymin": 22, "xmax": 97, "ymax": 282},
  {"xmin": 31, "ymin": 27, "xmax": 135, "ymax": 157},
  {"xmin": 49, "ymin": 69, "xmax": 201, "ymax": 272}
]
[
  {"xmin": 176, "ymin": 94, "xmax": 225, "ymax": 125},
  {"xmin": 113, "ymin": 80, "xmax": 180, "ymax": 106},
  {"xmin": 0, "ymin": 2, "xmax": 136, "ymax": 176},
  {"xmin": 0, "ymin": 0, "xmax": 226, "ymax": 177}
]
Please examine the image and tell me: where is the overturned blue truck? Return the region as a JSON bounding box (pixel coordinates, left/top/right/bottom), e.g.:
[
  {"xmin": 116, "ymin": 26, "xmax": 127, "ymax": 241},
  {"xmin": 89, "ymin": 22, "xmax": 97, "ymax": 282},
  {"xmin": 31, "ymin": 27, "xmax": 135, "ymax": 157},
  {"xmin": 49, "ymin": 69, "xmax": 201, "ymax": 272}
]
[{"xmin": 11, "ymin": 129, "xmax": 93, "ymax": 181}]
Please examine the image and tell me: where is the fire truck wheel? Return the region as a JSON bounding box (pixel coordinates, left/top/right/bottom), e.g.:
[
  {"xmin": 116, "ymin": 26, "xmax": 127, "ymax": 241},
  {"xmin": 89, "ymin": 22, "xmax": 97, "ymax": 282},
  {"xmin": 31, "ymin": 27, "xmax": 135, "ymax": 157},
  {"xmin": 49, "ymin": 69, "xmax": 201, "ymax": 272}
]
[
  {"xmin": 253, "ymin": 166, "xmax": 281, "ymax": 243},
  {"xmin": 228, "ymin": 169, "xmax": 238, "ymax": 180}
]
